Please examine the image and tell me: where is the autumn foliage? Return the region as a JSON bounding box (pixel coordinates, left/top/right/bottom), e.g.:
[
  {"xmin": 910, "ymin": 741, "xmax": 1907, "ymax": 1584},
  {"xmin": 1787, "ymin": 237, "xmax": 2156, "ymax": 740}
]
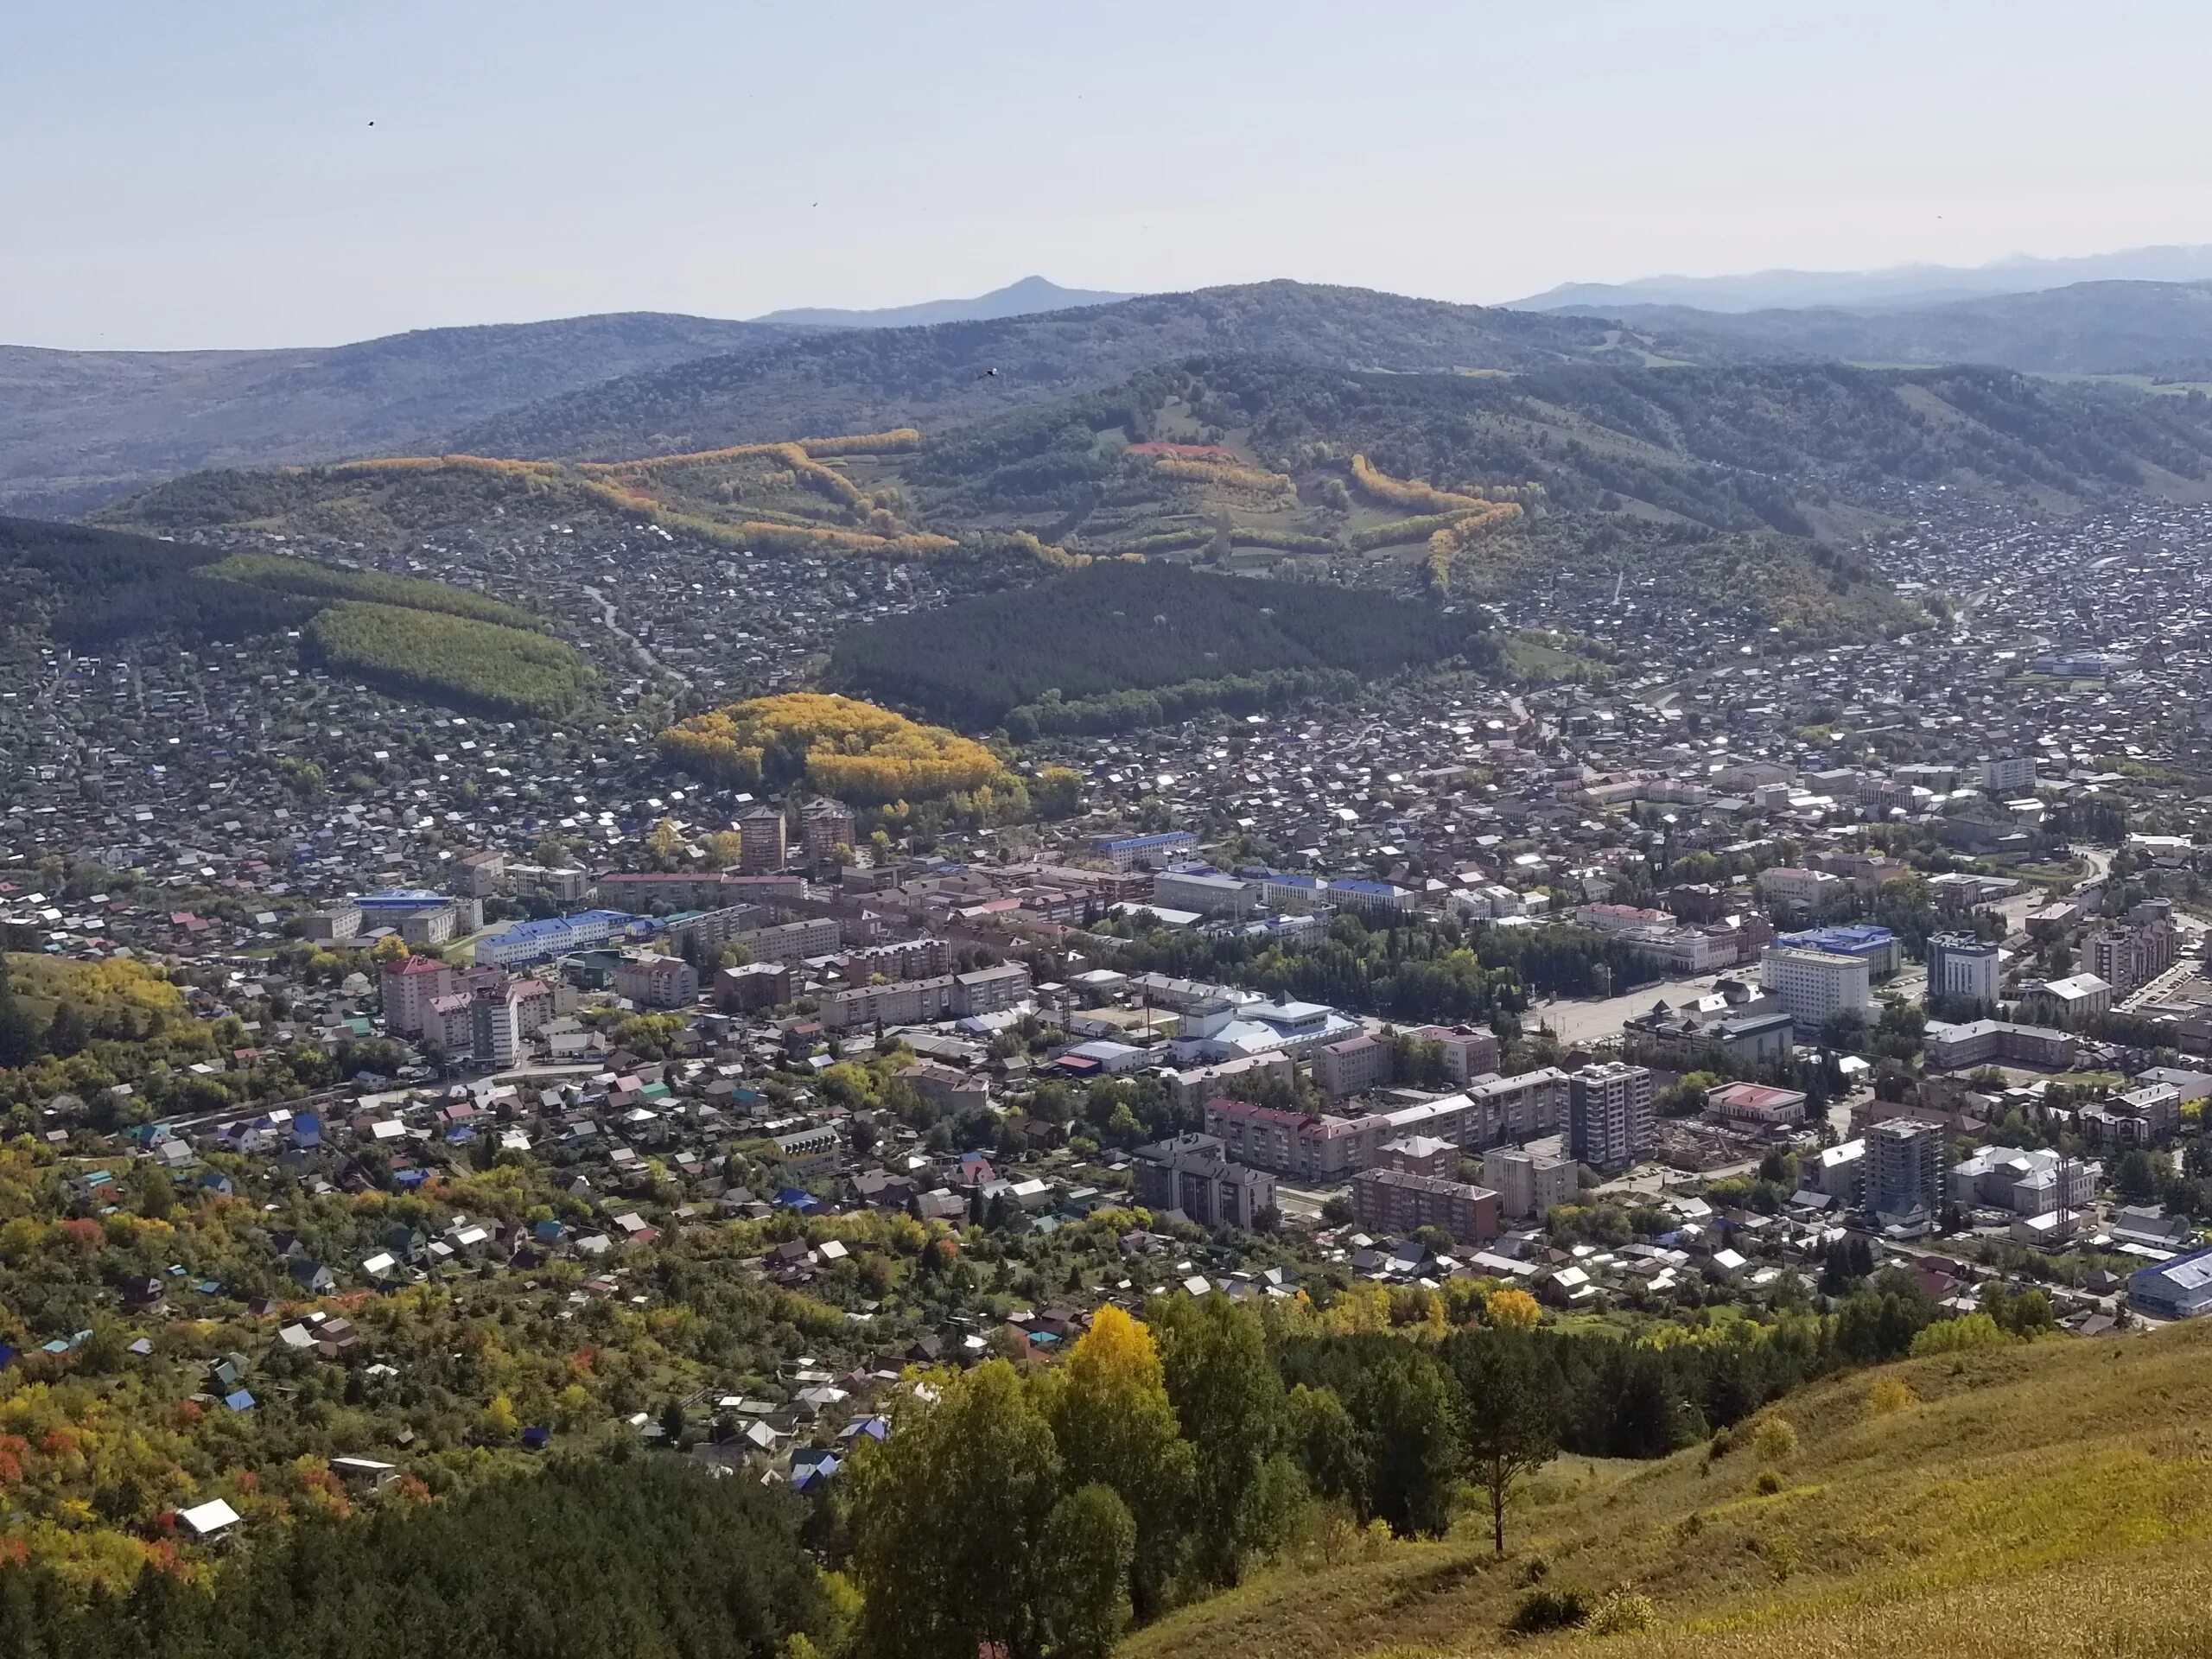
[{"xmin": 659, "ymin": 692, "xmax": 1003, "ymax": 804}]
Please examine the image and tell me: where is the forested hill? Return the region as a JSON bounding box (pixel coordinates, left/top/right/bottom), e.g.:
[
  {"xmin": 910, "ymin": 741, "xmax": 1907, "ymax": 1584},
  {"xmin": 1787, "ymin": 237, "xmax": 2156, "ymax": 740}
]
[
  {"xmin": 445, "ymin": 283, "xmax": 1645, "ymax": 461},
  {"xmin": 1584, "ymin": 278, "xmax": 2212, "ymax": 378},
  {"xmin": 0, "ymin": 312, "xmax": 773, "ymax": 518},
  {"xmin": 918, "ymin": 354, "xmax": 2212, "ymax": 541}
]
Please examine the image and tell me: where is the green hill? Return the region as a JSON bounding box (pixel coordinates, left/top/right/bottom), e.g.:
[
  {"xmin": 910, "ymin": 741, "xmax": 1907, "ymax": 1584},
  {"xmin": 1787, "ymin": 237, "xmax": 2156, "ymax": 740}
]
[
  {"xmin": 0, "ymin": 515, "xmax": 592, "ymax": 718},
  {"xmin": 1125, "ymin": 1320, "xmax": 2212, "ymax": 1659}
]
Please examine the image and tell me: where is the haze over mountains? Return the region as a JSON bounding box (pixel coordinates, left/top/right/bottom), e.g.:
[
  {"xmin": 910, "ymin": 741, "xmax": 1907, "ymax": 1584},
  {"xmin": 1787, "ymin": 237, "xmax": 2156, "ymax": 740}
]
[
  {"xmin": 750, "ymin": 275, "xmax": 1133, "ymax": 331},
  {"xmin": 1606, "ymin": 279, "xmax": 2212, "ymax": 378},
  {"xmin": 1510, "ymin": 242, "xmax": 2212, "ymax": 313}
]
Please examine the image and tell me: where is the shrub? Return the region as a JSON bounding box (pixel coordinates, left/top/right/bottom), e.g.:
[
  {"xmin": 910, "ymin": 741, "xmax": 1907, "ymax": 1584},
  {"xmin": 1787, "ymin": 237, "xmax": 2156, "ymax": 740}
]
[
  {"xmin": 1755, "ymin": 1470, "xmax": 1784, "ymax": 1496},
  {"xmin": 1586, "ymin": 1590, "xmax": 1658, "ymax": 1635},
  {"xmin": 1508, "ymin": 1588, "xmax": 1590, "ymax": 1636},
  {"xmin": 1753, "ymin": 1414, "xmax": 1798, "ymax": 1465},
  {"xmin": 1867, "ymin": 1375, "xmax": 1918, "ymax": 1416}
]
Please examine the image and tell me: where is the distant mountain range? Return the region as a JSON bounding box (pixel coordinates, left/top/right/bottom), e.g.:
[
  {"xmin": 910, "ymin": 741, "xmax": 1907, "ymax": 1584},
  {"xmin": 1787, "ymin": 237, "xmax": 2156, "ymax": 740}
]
[
  {"xmin": 17, "ymin": 257, "xmax": 2212, "ymax": 519},
  {"xmin": 1510, "ymin": 244, "xmax": 2212, "ymax": 314},
  {"xmin": 750, "ymin": 276, "xmax": 1132, "ymax": 330},
  {"xmin": 1586, "ymin": 280, "xmax": 2212, "ymax": 378},
  {"xmin": 0, "ymin": 312, "xmax": 773, "ymax": 517}
]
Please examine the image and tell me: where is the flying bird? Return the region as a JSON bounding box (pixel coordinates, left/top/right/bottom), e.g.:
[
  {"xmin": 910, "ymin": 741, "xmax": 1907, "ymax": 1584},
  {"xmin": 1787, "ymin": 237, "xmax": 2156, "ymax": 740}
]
[{"xmin": 977, "ymin": 367, "xmax": 999, "ymax": 379}]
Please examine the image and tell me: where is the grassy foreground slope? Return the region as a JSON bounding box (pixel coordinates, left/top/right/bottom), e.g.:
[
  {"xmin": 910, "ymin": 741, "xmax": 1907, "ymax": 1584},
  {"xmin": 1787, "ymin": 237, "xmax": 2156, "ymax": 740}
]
[{"xmin": 1126, "ymin": 1321, "xmax": 2212, "ymax": 1659}]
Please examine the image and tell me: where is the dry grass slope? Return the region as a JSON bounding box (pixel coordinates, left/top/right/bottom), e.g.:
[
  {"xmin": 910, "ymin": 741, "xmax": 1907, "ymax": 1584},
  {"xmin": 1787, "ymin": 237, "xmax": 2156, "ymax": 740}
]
[{"xmin": 1122, "ymin": 1321, "xmax": 2212, "ymax": 1659}]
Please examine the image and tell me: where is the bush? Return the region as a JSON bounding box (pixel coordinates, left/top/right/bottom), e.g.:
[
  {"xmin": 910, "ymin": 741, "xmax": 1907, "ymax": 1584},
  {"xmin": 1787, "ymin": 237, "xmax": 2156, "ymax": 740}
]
[
  {"xmin": 1508, "ymin": 1588, "xmax": 1591, "ymax": 1635},
  {"xmin": 1755, "ymin": 1469, "xmax": 1784, "ymax": 1496},
  {"xmin": 1586, "ymin": 1590, "xmax": 1658, "ymax": 1635},
  {"xmin": 1752, "ymin": 1414, "xmax": 1798, "ymax": 1464},
  {"xmin": 1866, "ymin": 1376, "xmax": 1917, "ymax": 1415}
]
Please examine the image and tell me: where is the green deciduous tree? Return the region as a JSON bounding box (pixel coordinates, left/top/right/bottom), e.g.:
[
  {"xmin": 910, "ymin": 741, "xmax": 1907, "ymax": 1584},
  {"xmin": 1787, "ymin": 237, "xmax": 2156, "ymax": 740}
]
[
  {"xmin": 1038, "ymin": 1484, "xmax": 1136, "ymax": 1659},
  {"xmin": 1148, "ymin": 1294, "xmax": 1290, "ymax": 1586},
  {"xmin": 849, "ymin": 1361, "xmax": 1062, "ymax": 1659}
]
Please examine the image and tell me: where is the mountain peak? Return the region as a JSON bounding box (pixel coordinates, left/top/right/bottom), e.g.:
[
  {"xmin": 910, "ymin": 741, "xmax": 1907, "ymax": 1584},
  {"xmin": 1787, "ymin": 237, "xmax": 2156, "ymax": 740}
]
[{"xmin": 749, "ymin": 277, "xmax": 1135, "ymax": 332}]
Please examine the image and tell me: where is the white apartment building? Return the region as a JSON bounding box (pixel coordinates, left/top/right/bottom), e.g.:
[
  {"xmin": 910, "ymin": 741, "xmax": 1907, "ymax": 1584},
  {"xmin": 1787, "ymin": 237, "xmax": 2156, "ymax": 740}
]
[
  {"xmin": 1760, "ymin": 944, "xmax": 1873, "ymax": 1029},
  {"xmin": 1925, "ymin": 932, "xmax": 2000, "ymax": 1007}
]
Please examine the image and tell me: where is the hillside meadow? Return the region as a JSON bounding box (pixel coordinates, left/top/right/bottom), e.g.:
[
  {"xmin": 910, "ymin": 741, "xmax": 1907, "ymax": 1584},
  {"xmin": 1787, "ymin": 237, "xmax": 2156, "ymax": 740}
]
[{"xmin": 1122, "ymin": 1319, "xmax": 2212, "ymax": 1659}]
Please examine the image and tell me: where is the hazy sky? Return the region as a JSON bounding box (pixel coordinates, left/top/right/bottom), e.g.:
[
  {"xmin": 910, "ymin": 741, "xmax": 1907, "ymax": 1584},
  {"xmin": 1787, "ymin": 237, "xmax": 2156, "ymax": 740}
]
[{"xmin": 10, "ymin": 0, "xmax": 2212, "ymax": 349}]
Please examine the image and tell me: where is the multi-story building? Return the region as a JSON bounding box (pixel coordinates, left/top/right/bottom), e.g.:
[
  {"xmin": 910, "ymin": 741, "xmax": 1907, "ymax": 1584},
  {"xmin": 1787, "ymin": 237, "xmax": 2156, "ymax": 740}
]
[
  {"xmin": 1776, "ymin": 924, "xmax": 1901, "ymax": 979},
  {"xmin": 1152, "ymin": 868, "xmax": 1257, "ymax": 918},
  {"xmin": 1481, "ymin": 1146, "xmax": 1577, "ymax": 1223},
  {"xmin": 379, "ymin": 955, "xmax": 456, "ymax": 1036},
  {"xmin": 731, "ymin": 916, "xmax": 842, "ymax": 966},
  {"xmin": 1759, "ymin": 944, "xmax": 1873, "ymax": 1030},
  {"xmin": 1623, "ymin": 1005, "xmax": 1795, "ymax": 1072},
  {"xmin": 1314, "ymin": 1033, "xmax": 1391, "ymax": 1100},
  {"xmin": 1350, "ymin": 1167, "xmax": 1502, "ymax": 1246},
  {"xmin": 1925, "ymin": 932, "xmax": 2001, "ymax": 1007},
  {"xmin": 423, "ymin": 990, "xmax": 477, "ymax": 1054},
  {"xmin": 656, "ymin": 904, "xmax": 766, "ymax": 957},
  {"xmin": 1922, "ymin": 1018, "xmax": 2076, "ymax": 1071},
  {"xmin": 1131, "ymin": 1134, "xmax": 1275, "ymax": 1230},
  {"xmin": 1950, "ymin": 1146, "xmax": 2096, "ymax": 1216},
  {"xmin": 715, "ymin": 961, "xmax": 792, "ymax": 1012},
  {"xmin": 800, "ymin": 801, "xmax": 855, "ymax": 869},
  {"xmin": 818, "ymin": 963, "xmax": 1032, "ymax": 1030},
  {"xmin": 1867, "ymin": 1117, "xmax": 1944, "ymax": 1222},
  {"xmin": 2086, "ymin": 900, "xmax": 2177, "ymax": 995},
  {"xmin": 836, "ymin": 938, "xmax": 950, "ymax": 982},
  {"xmin": 1414, "ymin": 1024, "xmax": 1502, "ymax": 1084},
  {"xmin": 1090, "ymin": 831, "xmax": 1198, "ymax": 873},
  {"xmin": 1974, "ymin": 755, "xmax": 2040, "ymax": 794},
  {"xmin": 1326, "ymin": 879, "xmax": 1415, "ymax": 918},
  {"xmin": 472, "ymin": 988, "xmax": 525, "ymax": 1069},
  {"xmin": 397, "ymin": 906, "xmax": 459, "ymax": 948},
  {"xmin": 1462, "ymin": 1068, "xmax": 1572, "ymax": 1146},
  {"xmin": 737, "ymin": 804, "xmax": 788, "ymax": 874},
  {"xmin": 454, "ymin": 850, "xmax": 506, "ymax": 898},
  {"xmin": 2018, "ymin": 972, "xmax": 2113, "ymax": 1027},
  {"xmin": 1567, "ymin": 1061, "xmax": 1655, "ymax": 1174},
  {"xmin": 476, "ymin": 909, "xmax": 635, "ymax": 969},
  {"xmin": 1756, "ymin": 867, "xmax": 1847, "ymax": 917},
  {"xmin": 1257, "ymin": 871, "xmax": 1331, "ymax": 912},
  {"xmin": 1378, "ymin": 1135, "xmax": 1459, "ymax": 1179},
  {"xmin": 1201, "ymin": 1098, "xmax": 1381, "ymax": 1182},
  {"xmin": 302, "ymin": 904, "xmax": 364, "ymax": 943},
  {"xmin": 2080, "ymin": 1084, "xmax": 2183, "ymax": 1149},
  {"xmin": 613, "ymin": 954, "xmax": 700, "ymax": 1010}
]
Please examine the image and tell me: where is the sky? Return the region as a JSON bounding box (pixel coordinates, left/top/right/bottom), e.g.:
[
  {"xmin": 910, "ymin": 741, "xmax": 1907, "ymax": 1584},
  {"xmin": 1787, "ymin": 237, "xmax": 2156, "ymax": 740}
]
[{"xmin": 9, "ymin": 0, "xmax": 2212, "ymax": 350}]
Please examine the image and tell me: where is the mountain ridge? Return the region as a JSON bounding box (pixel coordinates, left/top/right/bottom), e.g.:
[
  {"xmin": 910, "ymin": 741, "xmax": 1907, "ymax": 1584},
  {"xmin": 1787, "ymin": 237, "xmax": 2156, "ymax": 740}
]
[
  {"xmin": 445, "ymin": 282, "xmax": 1643, "ymax": 461},
  {"xmin": 0, "ymin": 310, "xmax": 778, "ymax": 517},
  {"xmin": 750, "ymin": 275, "xmax": 1134, "ymax": 330},
  {"xmin": 1510, "ymin": 241, "xmax": 2212, "ymax": 314},
  {"xmin": 1552, "ymin": 278, "xmax": 2212, "ymax": 379}
]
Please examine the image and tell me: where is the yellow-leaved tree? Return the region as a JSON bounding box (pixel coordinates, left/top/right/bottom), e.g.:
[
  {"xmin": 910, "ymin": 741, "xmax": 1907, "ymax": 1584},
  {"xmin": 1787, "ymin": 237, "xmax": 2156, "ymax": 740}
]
[{"xmin": 1033, "ymin": 1306, "xmax": 1196, "ymax": 1618}]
